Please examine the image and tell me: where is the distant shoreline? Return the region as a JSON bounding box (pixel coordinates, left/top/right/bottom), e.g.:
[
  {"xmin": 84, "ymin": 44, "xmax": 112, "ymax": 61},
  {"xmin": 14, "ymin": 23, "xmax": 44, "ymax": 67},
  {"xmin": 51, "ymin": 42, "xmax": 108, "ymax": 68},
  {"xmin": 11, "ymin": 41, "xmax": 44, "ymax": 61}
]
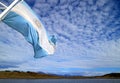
[{"xmin": 0, "ymin": 71, "xmax": 120, "ymax": 79}]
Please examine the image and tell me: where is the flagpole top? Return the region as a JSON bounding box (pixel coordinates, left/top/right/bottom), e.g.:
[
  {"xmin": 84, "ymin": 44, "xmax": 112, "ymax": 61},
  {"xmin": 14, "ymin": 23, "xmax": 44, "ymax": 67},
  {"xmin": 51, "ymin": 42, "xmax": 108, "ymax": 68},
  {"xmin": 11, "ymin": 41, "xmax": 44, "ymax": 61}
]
[{"xmin": 0, "ymin": 0, "xmax": 24, "ymax": 20}]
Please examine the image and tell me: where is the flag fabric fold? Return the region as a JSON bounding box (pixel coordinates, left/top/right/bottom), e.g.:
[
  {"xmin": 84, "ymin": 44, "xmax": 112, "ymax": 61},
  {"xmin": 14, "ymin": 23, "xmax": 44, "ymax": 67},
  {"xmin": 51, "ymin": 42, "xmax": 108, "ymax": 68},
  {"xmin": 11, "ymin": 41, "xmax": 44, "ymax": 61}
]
[{"xmin": 2, "ymin": 1, "xmax": 56, "ymax": 58}]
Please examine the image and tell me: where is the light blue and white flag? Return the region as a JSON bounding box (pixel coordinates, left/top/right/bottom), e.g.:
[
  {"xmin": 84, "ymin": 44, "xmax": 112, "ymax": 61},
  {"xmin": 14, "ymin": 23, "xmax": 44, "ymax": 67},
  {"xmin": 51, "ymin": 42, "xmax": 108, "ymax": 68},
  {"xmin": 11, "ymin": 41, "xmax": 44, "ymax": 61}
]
[{"xmin": 1, "ymin": 1, "xmax": 56, "ymax": 58}]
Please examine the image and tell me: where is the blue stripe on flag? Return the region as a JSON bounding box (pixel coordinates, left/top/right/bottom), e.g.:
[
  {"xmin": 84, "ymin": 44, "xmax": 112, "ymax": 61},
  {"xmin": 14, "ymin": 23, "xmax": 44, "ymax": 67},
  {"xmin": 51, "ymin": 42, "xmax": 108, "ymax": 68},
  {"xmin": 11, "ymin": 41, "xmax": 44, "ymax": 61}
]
[{"xmin": 3, "ymin": 11, "xmax": 48, "ymax": 58}]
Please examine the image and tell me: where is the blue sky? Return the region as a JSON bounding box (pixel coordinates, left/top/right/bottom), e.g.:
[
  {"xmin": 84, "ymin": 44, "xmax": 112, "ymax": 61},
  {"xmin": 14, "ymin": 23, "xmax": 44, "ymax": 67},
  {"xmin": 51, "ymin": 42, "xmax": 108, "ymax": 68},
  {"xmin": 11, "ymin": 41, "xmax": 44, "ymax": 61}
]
[{"xmin": 0, "ymin": 0, "xmax": 120, "ymax": 76}]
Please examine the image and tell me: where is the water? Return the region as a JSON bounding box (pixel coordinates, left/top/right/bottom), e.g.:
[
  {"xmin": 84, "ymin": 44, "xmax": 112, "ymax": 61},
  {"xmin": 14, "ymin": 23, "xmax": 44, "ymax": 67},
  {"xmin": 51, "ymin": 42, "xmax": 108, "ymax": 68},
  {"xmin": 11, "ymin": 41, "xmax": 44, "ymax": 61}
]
[{"xmin": 0, "ymin": 79, "xmax": 120, "ymax": 83}]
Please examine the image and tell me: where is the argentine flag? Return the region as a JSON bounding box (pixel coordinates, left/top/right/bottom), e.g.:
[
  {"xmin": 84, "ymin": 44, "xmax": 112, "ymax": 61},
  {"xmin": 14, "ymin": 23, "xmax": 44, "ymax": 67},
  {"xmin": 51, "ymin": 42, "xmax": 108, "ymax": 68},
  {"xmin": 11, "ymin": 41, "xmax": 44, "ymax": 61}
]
[{"xmin": 0, "ymin": 0, "xmax": 56, "ymax": 58}]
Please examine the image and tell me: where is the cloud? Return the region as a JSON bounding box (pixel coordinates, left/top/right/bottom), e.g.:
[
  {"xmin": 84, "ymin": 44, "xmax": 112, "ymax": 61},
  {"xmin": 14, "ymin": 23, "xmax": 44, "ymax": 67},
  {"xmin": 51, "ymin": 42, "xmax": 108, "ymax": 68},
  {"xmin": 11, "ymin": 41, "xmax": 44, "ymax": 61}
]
[
  {"xmin": 0, "ymin": 0, "xmax": 120, "ymax": 76},
  {"xmin": 0, "ymin": 22, "xmax": 34, "ymax": 66}
]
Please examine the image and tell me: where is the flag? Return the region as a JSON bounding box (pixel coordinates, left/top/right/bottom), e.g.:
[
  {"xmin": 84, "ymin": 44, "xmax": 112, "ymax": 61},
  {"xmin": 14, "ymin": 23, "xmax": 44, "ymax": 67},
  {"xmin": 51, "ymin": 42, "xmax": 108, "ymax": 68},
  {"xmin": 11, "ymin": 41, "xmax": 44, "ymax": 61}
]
[{"xmin": 2, "ymin": 1, "xmax": 56, "ymax": 58}]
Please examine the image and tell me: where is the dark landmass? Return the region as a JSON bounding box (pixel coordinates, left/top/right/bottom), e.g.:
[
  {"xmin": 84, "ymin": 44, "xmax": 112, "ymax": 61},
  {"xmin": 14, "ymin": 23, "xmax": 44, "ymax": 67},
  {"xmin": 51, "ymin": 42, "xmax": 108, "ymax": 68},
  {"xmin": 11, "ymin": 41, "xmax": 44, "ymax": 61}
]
[{"xmin": 0, "ymin": 71, "xmax": 120, "ymax": 79}]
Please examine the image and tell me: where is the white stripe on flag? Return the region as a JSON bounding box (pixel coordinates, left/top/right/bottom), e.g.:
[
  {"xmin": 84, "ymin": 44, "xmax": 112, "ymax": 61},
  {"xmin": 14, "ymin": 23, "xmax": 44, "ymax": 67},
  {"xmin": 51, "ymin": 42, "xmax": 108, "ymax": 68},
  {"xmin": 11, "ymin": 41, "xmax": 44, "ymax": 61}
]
[{"xmin": 11, "ymin": 1, "xmax": 55, "ymax": 54}]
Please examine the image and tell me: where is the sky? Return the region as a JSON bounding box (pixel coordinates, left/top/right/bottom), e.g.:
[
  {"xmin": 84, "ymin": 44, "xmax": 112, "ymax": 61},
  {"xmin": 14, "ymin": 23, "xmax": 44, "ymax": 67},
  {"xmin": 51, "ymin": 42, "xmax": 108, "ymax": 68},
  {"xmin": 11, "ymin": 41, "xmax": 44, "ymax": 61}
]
[{"xmin": 0, "ymin": 0, "xmax": 120, "ymax": 76}]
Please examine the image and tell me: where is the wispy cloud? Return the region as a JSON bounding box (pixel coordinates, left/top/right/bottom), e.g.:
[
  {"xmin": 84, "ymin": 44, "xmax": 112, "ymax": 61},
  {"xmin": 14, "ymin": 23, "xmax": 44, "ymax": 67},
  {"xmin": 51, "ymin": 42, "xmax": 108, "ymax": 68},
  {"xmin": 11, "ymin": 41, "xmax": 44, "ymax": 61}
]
[{"xmin": 0, "ymin": 0, "xmax": 120, "ymax": 76}]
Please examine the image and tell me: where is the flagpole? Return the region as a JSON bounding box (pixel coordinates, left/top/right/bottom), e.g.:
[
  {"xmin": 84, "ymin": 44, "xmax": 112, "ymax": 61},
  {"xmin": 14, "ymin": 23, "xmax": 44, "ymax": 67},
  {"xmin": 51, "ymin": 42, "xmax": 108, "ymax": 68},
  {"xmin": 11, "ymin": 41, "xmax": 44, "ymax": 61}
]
[{"xmin": 0, "ymin": 0, "xmax": 23, "ymax": 21}]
